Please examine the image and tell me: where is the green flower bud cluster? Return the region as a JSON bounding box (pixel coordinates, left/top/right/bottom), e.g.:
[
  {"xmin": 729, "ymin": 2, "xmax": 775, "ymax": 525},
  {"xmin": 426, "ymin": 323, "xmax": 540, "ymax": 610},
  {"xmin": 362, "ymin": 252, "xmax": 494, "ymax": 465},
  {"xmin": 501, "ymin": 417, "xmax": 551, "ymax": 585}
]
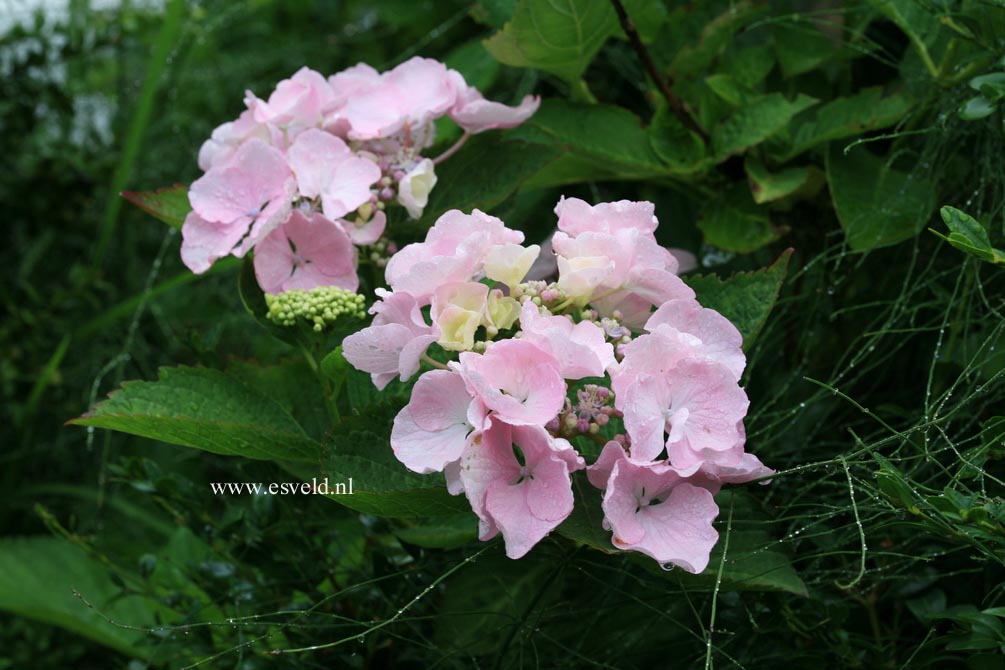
[{"xmin": 265, "ymin": 286, "xmax": 367, "ymax": 331}]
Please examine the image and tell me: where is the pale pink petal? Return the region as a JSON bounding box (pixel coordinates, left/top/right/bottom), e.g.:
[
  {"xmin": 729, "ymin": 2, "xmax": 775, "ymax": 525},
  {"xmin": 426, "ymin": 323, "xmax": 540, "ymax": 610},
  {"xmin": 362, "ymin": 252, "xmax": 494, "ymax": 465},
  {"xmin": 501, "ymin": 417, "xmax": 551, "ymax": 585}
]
[
  {"xmin": 645, "ymin": 299, "xmax": 744, "ymax": 380},
  {"xmin": 456, "ymin": 340, "xmax": 565, "ymax": 426},
  {"xmin": 180, "ymin": 211, "xmax": 247, "ymax": 274},
  {"xmin": 518, "ymin": 301, "xmax": 615, "ymax": 379},
  {"xmin": 340, "ymin": 209, "xmax": 386, "ymax": 246},
  {"xmin": 449, "ymin": 87, "xmax": 540, "ymax": 134},
  {"xmin": 555, "ymin": 197, "xmax": 658, "ymax": 236},
  {"xmin": 603, "ymin": 460, "xmax": 719, "ymax": 573},
  {"xmin": 391, "ymin": 406, "xmax": 473, "ymax": 474}
]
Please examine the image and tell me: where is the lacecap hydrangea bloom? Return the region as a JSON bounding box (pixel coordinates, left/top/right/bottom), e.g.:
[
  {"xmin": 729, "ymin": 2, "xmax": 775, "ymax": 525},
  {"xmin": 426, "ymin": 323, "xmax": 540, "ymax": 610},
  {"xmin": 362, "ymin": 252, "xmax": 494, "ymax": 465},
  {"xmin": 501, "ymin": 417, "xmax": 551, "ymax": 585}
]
[
  {"xmin": 343, "ymin": 197, "xmax": 773, "ymax": 568},
  {"xmin": 180, "ymin": 58, "xmax": 539, "ymax": 294}
]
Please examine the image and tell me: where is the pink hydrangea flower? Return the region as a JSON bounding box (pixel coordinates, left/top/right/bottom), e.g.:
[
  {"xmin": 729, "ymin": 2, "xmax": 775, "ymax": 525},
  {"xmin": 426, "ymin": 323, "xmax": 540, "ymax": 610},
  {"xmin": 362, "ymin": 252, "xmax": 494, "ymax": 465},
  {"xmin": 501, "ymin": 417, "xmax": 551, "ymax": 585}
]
[
  {"xmin": 390, "ymin": 369, "xmax": 485, "ymax": 474},
  {"xmin": 252, "ymin": 211, "xmax": 358, "ymax": 294},
  {"xmin": 620, "ymin": 359, "xmax": 749, "ymax": 467},
  {"xmin": 197, "ymin": 108, "xmax": 280, "ymax": 171},
  {"xmin": 288, "ymin": 128, "xmax": 381, "ymax": 221},
  {"xmin": 517, "ymin": 301, "xmax": 615, "ymax": 379},
  {"xmin": 455, "ymin": 339, "xmax": 565, "ymax": 427},
  {"xmin": 644, "ymin": 298, "xmax": 745, "ymax": 380},
  {"xmin": 184, "ymin": 138, "xmax": 296, "ymax": 272},
  {"xmin": 555, "ymin": 197, "xmax": 658, "ymax": 237},
  {"xmin": 333, "ymin": 57, "xmax": 458, "ymax": 141},
  {"xmin": 341, "ymin": 289, "xmax": 440, "ymax": 390},
  {"xmin": 601, "ymin": 456, "xmax": 719, "ymax": 573},
  {"xmin": 245, "ymin": 67, "xmax": 335, "ymax": 133},
  {"xmin": 459, "ymin": 420, "xmax": 583, "ymax": 558},
  {"xmin": 385, "ymin": 209, "xmax": 524, "ymax": 302}
]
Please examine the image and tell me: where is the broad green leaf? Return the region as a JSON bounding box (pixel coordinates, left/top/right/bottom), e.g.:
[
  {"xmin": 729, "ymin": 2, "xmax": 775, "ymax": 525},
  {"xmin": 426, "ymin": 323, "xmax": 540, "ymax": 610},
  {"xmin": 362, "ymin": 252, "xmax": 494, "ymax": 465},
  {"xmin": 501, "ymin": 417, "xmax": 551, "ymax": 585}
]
[
  {"xmin": 698, "ymin": 183, "xmax": 781, "ymax": 253},
  {"xmin": 712, "ymin": 93, "xmax": 818, "ymax": 159},
  {"xmin": 684, "ymin": 248, "xmax": 793, "ymax": 349},
  {"xmin": 648, "ymin": 104, "xmax": 709, "ymax": 176},
  {"xmin": 867, "ymin": 0, "xmax": 942, "ymax": 75},
  {"xmin": 0, "ymin": 537, "xmax": 171, "ymax": 660},
  {"xmin": 121, "ymin": 184, "xmax": 190, "ymax": 229},
  {"xmin": 668, "ymin": 1, "xmax": 765, "ymax": 79},
  {"xmin": 511, "ymin": 99, "xmax": 665, "ymax": 174},
  {"xmin": 772, "ymin": 20, "xmax": 834, "ymax": 78},
  {"xmin": 745, "ymin": 156, "xmax": 824, "ymax": 204},
  {"xmin": 720, "ymin": 44, "xmax": 775, "ymax": 88},
  {"xmin": 483, "ymin": 0, "xmax": 617, "ymax": 82},
  {"xmin": 776, "ymin": 88, "xmax": 913, "ymax": 161},
  {"xmin": 285, "ymin": 419, "xmax": 470, "ymax": 518},
  {"xmin": 827, "ymin": 144, "xmax": 934, "ymax": 251},
  {"xmin": 394, "ymin": 512, "xmax": 478, "ymax": 549},
  {"xmin": 932, "ymin": 206, "xmax": 1005, "ymax": 264},
  {"xmin": 405, "ymin": 135, "xmax": 561, "ymax": 235},
  {"xmin": 70, "ymin": 366, "xmax": 323, "ymax": 462}
]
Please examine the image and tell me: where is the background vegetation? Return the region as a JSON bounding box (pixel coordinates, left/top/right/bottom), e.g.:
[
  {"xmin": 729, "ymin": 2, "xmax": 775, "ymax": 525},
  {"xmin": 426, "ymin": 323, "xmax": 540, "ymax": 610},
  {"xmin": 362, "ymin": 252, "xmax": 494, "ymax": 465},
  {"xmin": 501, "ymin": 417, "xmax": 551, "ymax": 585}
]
[{"xmin": 3, "ymin": 0, "xmax": 1005, "ymax": 667}]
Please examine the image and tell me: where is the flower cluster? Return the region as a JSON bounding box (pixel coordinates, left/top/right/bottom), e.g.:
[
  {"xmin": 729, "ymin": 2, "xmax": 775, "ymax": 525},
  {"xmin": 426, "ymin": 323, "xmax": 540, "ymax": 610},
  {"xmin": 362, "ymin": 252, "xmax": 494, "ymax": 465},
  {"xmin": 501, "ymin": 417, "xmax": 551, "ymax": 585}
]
[
  {"xmin": 180, "ymin": 58, "xmax": 539, "ymax": 294},
  {"xmin": 264, "ymin": 285, "xmax": 366, "ymax": 330},
  {"xmin": 342, "ymin": 197, "xmax": 772, "ymax": 569}
]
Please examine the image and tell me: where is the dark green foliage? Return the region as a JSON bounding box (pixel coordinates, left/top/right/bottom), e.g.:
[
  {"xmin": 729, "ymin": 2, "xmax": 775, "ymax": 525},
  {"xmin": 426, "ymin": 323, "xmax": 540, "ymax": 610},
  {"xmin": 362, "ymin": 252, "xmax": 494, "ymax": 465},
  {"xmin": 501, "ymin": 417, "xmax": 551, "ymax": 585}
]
[{"xmin": 4, "ymin": 0, "xmax": 1005, "ymax": 668}]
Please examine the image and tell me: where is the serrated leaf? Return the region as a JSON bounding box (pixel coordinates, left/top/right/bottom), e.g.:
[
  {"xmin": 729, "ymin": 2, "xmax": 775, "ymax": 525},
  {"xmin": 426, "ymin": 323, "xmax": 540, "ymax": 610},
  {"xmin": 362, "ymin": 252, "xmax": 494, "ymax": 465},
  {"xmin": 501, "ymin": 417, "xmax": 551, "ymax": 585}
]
[
  {"xmin": 698, "ymin": 183, "xmax": 781, "ymax": 253},
  {"xmin": 0, "ymin": 537, "xmax": 172, "ymax": 660},
  {"xmin": 776, "ymin": 88, "xmax": 913, "ymax": 161},
  {"xmin": 483, "ymin": 0, "xmax": 617, "ymax": 81},
  {"xmin": 121, "ymin": 184, "xmax": 190, "ymax": 229},
  {"xmin": 712, "ymin": 93, "xmax": 818, "ymax": 159},
  {"xmin": 668, "ymin": 1, "xmax": 765, "ymax": 79},
  {"xmin": 746, "ymin": 156, "xmax": 824, "ymax": 204},
  {"xmin": 70, "ymin": 366, "xmax": 322, "ymax": 462},
  {"xmin": 512, "ymin": 99, "xmax": 665, "ymax": 173},
  {"xmin": 827, "ymin": 144, "xmax": 934, "ymax": 251},
  {"xmin": 684, "ymin": 248, "xmax": 793, "ymax": 349},
  {"xmin": 404, "ymin": 135, "xmax": 561, "ymax": 236},
  {"xmin": 772, "ymin": 20, "xmax": 835, "ymax": 78}
]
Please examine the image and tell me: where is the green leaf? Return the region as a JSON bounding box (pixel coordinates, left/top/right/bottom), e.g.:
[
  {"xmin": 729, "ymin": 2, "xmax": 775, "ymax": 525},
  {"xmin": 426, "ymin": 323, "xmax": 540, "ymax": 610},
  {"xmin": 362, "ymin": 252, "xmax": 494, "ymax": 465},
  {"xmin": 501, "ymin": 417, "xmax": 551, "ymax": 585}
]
[
  {"xmin": 512, "ymin": 99, "xmax": 665, "ymax": 174},
  {"xmin": 772, "ymin": 20, "xmax": 835, "ymax": 78},
  {"xmin": 745, "ymin": 156, "xmax": 825, "ymax": 204},
  {"xmin": 775, "ymin": 88, "xmax": 913, "ymax": 161},
  {"xmin": 0, "ymin": 537, "xmax": 171, "ymax": 660},
  {"xmin": 394, "ymin": 512, "xmax": 479, "ymax": 549},
  {"xmin": 712, "ymin": 93, "xmax": 818, "ymax": 159},
  {"xmin": 668, "ymin": 1, "xmax": 765, "ymax": 79},
  {"xmin": 697, "ymin": 183, "xmax": 781, "ymax": 253},
  {"xmin": 406, "ymin": 135, "xmax": 561, "ymax": 235},
  {"xmin": 70, "ymin": 366, "xmax": 323, "ymax": 462},
  {"xmin": 648, "ymin": 104, "xmax": 709, "ymax": 176},
  {"xmin": 827, "ymin": 144, "xmax": 934, "ymax": 251},
  {"xmin": 483, "ymin": 0, "xmax": 617, "ymax": 82},
  {"xmin": 121, "ymin": 184, "xmax": 190, "ymax": 229},
  {"xmin": 932, "ymin": 206, "xmax": 1005, "ymax": 264},
  {"xmin": 557, "ymin": 473, "xmax": 618, "ymax": 554},
  {"xmin": 970, "ymin": 72, "xmax": 1005, "ymax": 101},
  {"xmin": 286, "ymin": 417, "xmax": 471, "ymax": 518},
  {"xmin": 959, "ymin": 95, "xmax": 997, "ymax": 121},
  {"xmin": 684, "ymin": 248, "xmax": 793, "ymax": 349}
]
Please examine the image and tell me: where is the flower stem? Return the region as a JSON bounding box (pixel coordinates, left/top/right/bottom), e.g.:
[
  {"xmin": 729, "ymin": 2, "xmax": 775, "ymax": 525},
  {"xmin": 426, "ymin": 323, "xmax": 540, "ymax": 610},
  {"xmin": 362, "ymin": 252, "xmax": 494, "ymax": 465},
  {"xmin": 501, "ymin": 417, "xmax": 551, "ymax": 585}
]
[{"xmin": 432, "ymin": 132, "xmax": 471, "ymax": 165}]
